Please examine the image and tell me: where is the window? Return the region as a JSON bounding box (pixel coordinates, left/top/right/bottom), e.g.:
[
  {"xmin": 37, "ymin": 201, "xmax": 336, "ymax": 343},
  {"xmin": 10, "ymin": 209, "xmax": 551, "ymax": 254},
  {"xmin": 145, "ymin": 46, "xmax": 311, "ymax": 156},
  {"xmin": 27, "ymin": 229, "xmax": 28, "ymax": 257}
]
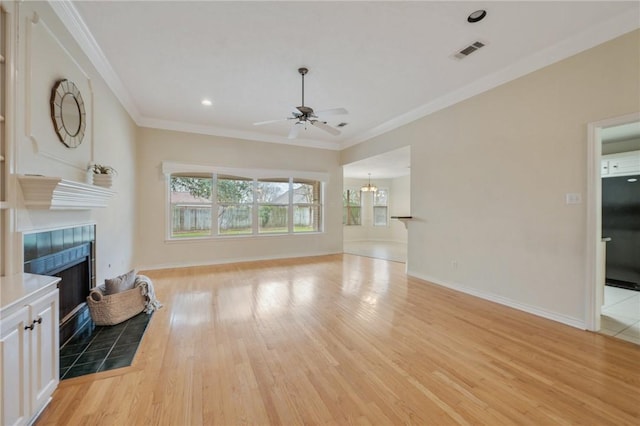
[
  {"xmin": 257, "ymin": 179, "xmax": 289, "ymax": 234},
  {"xmin": 293, "ymin": 179, "xmax": 322, "ymax": 233},
  {"xmin": 343, "ymin": 188, "xmax": 361, "ymax": 226},
  {"xmin": 170, "ymin": 175, "xmax": 213, "ymax": 238},
  {"xmin": 373, "ymin": 188, "xmax": 388, "ymax": 226},
  {"xmin": 168, "ymin": 171, "xmax": 323, "ymax": 239},
  {"xmin": 217, "ymin": 175, "xmax": 253, "ymax": 235}
]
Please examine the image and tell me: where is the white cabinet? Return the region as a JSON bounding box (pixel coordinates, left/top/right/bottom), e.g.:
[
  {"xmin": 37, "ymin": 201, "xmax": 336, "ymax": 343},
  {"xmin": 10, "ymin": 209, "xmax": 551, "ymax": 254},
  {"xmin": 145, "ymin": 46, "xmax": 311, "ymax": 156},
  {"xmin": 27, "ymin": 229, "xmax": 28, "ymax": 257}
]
[
  {"xmin": 1, "ymin": 274, "xmax": 60, "ymax": 426},
  {"xmin": 601, "ymin": 150, "xmax": 640, "ymax": 177},
  {"xmin": 0, "ymin": 306, "xmax": 31, "ymax": 426},
  {"xmin": 28, "ymin": 290, "xmax": 59, "ymax": 418}
]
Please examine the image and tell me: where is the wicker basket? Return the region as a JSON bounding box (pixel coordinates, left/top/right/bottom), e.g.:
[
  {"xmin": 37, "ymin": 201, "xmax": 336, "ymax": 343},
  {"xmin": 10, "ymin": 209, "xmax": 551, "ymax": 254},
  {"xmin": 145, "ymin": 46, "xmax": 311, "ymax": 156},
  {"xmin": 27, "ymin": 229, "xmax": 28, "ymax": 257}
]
[{"xmin": 86, "ymin": 285, "xmax": 146, "ymax": 326}]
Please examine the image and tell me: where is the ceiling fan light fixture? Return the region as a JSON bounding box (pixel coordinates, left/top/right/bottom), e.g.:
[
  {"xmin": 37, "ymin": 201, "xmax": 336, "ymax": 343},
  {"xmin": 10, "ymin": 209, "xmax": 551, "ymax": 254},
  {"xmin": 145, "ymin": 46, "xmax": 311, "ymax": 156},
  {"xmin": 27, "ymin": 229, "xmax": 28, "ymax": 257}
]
[
  {"xmin": 361, "ymin": 173, "xmax": 378, "ymax": 192},
  {"xmin": 253, "ymin": 67, "xmax": 347, "ymax": 139}
]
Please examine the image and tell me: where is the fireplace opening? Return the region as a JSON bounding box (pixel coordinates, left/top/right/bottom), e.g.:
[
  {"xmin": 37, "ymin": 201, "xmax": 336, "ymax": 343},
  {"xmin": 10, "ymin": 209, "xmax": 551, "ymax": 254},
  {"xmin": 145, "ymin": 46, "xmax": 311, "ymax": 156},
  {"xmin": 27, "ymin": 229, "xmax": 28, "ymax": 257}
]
[{"xmin": 24, "ymin": 225, "xmax": 96, "ymax": 346}]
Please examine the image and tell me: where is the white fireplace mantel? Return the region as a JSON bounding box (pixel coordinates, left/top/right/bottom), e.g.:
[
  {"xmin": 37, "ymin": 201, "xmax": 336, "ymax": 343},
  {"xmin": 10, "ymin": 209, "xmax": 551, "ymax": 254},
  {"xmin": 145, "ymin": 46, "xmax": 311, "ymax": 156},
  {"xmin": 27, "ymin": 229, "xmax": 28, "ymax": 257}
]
[{"xmin": 18, "ymin": 175, "xmax": 115, "ymax": 209}]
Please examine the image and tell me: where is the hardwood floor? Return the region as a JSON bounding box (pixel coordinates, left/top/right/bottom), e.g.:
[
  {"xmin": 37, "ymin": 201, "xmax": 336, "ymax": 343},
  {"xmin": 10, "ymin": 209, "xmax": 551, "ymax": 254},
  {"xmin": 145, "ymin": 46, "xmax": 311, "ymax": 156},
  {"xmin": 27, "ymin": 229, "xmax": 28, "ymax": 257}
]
[{"xmin": 37, "ymin": 254, "xmax": 639, "ymax": 425}]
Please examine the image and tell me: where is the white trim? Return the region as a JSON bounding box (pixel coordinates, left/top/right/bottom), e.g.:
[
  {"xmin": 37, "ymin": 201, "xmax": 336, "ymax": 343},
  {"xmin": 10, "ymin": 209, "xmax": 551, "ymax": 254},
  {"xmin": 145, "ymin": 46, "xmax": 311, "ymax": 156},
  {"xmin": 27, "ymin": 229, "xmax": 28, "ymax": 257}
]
[
  {"xmin": 139, "ymin": 118, "xmax": 341, "ymax": 151},
  {"xmin": 48, "ymin": 0, "xmax": 142, "ymax": 123},
  {"xmin": 585, "ymin": 112, "xmax": 640, "ymax": 331},
  {"xmin": 52, "ymin": 1, "xmax": 639, "ymax": 152},
  {"xmin": 136, "ymin": 250, "xmax": 340, "ymax": 273},
  {"xmin": 17, "ymin": 175, "xmax": 115, "ymax": 209},
  {"xmin": 25, "ymin": 14, "xmax": 93, "ymax": 171},
  {"xmin": 341, "ymin": 11, "xmax": 640, "ymax": 149},
  {"xmin": 21, "ymin": 222, "xmax": 96, "ymax": 235},
  {"xmin": 409, "ymin": 271, "xmax": 586, "ymax": 330},
  {"xmin": 161, "ymin": 161, "xmax": 330, "ymax": 182}
]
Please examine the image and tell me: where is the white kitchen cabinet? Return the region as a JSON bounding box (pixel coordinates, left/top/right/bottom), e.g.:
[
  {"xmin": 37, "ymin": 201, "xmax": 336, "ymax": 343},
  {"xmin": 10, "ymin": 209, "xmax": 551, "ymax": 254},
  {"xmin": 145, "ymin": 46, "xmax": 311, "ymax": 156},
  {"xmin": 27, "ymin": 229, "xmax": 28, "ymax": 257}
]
[
  {"xmin": 601, "ymin": 150, "xmax": 640, "ymax": 177},
  {"xmin": 1, "ymin": 274, "xmax": 60, "ymax": 426}
]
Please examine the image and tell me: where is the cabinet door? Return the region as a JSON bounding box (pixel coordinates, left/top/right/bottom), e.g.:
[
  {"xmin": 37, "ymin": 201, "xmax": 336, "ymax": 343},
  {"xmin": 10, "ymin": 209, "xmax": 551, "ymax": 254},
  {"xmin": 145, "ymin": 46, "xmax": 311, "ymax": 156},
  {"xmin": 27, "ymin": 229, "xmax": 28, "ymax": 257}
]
[
  {"xmin": 0, "ymin": 306, "xmax": 31, "ymax": 426},
  {"xmin": 29, "ymin": 289, "xmax": 59, "ymax": 416}
]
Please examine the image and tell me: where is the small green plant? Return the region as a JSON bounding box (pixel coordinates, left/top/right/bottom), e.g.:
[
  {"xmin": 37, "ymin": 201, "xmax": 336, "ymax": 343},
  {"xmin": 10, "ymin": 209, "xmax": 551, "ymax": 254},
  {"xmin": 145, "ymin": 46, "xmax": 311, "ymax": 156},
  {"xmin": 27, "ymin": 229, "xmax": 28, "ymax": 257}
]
[{"xmin": 89, "ymin": 164, "xmax": 117, "ymax": 175}]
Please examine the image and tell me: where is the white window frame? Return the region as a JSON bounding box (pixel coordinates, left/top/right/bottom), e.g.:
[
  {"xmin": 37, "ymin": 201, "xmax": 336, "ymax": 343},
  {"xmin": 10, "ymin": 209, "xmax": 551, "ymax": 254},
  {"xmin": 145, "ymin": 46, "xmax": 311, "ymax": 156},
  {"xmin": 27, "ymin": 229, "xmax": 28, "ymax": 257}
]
[
  {"xmin": 372, "ymin": 187, "xmax": 389, "ymax": 227},
  {"xmin": 164, "ymin": 162, "xmax": 327, "ymax": 240},
  {"xmin": 343, "ymin": 187, "xmax": 362, "ymax": 226}
]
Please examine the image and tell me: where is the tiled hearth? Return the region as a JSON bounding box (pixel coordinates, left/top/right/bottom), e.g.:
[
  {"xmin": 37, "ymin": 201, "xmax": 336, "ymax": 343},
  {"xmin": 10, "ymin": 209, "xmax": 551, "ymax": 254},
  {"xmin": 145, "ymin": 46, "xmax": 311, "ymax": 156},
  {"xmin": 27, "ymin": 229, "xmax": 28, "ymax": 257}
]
[{"xmin": 60, "ymin": 312, "xmax": 152, "ymax": 379}]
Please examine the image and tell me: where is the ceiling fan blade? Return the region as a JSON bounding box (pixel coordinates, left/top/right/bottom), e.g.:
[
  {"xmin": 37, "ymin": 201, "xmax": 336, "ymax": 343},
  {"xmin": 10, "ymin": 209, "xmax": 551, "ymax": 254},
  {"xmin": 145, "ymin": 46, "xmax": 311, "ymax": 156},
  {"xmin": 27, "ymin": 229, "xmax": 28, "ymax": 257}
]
[
  {"xmin": 315, "ymin": 107, "xmax": 348, "ymax": 117},
  {"xmin": 253, "ymin": 118, "xmax": 290, "ymax": 126},
  {"xmin": 311, "ymin": 120, "xmax": 340, "ymax": 136},
  {"xmin": 288, "ymin": 123, "xmax": 301, "ymax": 139}
]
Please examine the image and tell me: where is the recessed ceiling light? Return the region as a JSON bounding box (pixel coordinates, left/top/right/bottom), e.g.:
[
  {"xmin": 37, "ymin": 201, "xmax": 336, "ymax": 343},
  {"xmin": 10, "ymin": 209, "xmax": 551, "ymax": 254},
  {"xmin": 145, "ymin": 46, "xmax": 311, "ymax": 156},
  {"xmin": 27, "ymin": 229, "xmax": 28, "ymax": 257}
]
[
  {"xmin": 628, "ymin": 178, "xmax": 638, "ymax": 182},
  {"xmin": 468, "ymin": 9, "xmax": 487, "ymax": 23},
  {"xmin": 201, "ymin": 99, "xmax": 213, "ymax": 106}
]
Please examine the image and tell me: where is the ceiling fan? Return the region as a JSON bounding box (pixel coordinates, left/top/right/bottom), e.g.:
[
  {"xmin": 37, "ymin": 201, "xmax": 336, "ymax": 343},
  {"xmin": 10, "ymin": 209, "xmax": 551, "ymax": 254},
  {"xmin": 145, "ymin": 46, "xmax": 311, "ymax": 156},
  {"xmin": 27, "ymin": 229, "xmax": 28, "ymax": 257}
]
[{"xmin": 253, "ymin": 67, "xmax": 348, "ymax": 139}]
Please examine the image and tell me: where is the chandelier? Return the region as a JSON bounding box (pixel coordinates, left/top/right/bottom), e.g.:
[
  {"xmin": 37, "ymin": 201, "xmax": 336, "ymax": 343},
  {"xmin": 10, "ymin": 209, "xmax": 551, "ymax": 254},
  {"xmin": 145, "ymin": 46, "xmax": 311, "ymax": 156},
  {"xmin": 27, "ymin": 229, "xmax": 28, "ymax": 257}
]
[{"xmin": 361, "ymin": 173, "xmax": 378, "ymax": 192}]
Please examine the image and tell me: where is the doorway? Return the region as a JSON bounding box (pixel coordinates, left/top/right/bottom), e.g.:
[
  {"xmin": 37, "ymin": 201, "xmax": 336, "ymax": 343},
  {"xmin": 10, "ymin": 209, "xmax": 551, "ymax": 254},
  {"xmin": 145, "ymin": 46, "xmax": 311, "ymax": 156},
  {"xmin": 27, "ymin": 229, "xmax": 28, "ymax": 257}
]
[
  {"xmin": 342, "ymin": 146, "xmax": 411, "ymax": 263},
  {"xmin": 586, "ymin": 113, "xmax": 640, "ymax": 344}
]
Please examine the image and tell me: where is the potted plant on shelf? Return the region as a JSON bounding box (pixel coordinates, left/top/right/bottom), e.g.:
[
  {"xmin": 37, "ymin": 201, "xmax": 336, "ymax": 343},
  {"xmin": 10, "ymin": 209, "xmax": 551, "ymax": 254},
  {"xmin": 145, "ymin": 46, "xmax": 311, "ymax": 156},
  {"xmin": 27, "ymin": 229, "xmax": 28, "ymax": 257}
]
[{"xmin": 89, "ymin": 164, "xmax": 117, "ymax": 188}]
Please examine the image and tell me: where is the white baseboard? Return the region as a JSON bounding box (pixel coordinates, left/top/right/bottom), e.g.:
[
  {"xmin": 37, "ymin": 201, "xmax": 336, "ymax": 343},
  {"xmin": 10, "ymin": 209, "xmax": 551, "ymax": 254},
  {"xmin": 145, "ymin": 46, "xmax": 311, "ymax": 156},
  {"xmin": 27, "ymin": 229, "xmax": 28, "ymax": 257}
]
[
  {"xmin": 408, "ymin": 271, "xmax": 586, "ymax": 330},
  {"xmin": 136, "ymin": 250, "xmax": 340, "ymax": 272}
]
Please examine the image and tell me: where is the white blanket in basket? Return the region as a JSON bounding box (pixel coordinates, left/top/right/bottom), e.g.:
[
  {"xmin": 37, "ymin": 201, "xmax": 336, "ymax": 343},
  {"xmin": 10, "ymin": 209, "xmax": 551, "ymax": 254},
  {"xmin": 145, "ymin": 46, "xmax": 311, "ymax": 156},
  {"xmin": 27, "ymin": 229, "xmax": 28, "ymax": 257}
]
[{"xmin": 135, "ymin": 275, "xmax": 163, "ymax": 314}]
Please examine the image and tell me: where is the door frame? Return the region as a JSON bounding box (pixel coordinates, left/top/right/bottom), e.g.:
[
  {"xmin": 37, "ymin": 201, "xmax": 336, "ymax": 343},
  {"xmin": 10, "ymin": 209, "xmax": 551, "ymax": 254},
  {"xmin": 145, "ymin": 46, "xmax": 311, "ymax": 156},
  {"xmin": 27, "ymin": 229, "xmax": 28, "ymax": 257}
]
[{"xmin": 585, "ymin": 112, "xmax": 640, "ymax": 331}]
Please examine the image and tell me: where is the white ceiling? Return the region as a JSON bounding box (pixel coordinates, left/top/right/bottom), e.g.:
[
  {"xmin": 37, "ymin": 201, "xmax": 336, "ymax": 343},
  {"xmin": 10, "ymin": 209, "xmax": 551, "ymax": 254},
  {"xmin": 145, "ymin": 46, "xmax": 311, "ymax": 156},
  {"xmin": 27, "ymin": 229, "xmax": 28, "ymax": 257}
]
[
  {"xmin": 59, "ymin": 0, "xmax": 639, "ymax": 156},
  {"xmin": 343, "ymin": 146, "xmax": 411, "ymax": 180}
]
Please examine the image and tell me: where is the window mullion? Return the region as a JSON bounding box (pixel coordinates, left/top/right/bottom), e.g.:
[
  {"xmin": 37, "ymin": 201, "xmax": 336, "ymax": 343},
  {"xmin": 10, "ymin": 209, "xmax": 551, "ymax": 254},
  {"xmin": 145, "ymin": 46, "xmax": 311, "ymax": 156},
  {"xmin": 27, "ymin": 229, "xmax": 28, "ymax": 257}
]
[
  {"xmin": 288, "ymin": 178, "xmax": 294, "ymax": 233},
  {"xmin": 252, "ymin": 179, "xmax": 258, "ymax": 235},
  {"xmin": 212, "ymin": 173, "xmax": 218, "ymax": 236}
]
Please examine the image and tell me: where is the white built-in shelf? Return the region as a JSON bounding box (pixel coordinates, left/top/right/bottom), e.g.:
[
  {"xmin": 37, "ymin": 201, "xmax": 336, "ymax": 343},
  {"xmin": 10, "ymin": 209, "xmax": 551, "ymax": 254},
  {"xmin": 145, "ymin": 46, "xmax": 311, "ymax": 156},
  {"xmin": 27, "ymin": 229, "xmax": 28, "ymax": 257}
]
[{"xmin": 18, "ymin": 175, "xmax": 115, "ymax": 209}]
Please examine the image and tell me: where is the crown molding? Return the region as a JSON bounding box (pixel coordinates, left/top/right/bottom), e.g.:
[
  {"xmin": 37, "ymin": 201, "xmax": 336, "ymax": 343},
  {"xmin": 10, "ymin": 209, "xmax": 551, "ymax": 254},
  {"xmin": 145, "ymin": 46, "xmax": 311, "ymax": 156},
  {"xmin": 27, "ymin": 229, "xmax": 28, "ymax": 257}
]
[
  {"xmin": 50, "ymin": 1, "xmax": 638, "ymax": 153},
  {"xmin": 49, "ymin": 0, "xmax": 341, "ymax": 151},
  {"xmin": 138, "ymin": 116, "xmax": 342, "ymax": 150},
  {"xmin": 49, "ymin": 0, "xmax": 141, "ymax": 123},
  {"xmin": 341, "ymin": 10, "xmax": 640, "ymax": 149}
]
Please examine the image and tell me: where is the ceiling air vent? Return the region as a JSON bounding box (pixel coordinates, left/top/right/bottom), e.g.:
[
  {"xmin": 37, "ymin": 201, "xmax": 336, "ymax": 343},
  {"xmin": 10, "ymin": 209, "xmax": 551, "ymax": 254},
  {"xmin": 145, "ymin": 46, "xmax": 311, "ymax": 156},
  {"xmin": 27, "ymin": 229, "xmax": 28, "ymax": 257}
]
[{"xmin": 453, "ymin": 41, "xmax": 486, "ymax": 60}]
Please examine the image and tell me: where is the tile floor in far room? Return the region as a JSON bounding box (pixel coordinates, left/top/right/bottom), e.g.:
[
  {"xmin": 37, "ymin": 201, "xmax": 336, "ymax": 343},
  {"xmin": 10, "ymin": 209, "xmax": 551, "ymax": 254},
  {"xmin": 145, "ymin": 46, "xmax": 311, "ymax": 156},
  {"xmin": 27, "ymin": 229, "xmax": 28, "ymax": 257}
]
[{"xmin": 600, "ymin": 285, "xmax": 640, "ymax": 345}]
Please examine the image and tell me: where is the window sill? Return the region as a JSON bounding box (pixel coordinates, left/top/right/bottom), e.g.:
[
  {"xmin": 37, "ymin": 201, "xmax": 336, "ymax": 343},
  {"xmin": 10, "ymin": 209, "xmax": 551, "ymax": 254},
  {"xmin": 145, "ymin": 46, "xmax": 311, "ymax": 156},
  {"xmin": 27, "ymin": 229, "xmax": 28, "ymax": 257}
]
[{"xmin": 165, "ymin": 231, "xmax": 325, "ymax": 243}]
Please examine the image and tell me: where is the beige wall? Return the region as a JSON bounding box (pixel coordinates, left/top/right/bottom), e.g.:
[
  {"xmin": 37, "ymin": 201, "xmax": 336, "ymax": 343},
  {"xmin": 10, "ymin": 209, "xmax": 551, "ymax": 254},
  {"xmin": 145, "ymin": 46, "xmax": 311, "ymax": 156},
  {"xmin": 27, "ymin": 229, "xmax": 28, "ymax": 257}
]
[
  {"xmin": 341, "ymin": 30, "xmax": 640, "ymax": 327},
  {"xmin": 343, "ymin": 176, "xmax": 409, "ymax": 243},
  {"xmin": 135, "ymin": 128, "xmax": 342, "ymax": 269},
  {"xmin": 10, "ymin": 1, "xmax": 138, "ymax": 282}
]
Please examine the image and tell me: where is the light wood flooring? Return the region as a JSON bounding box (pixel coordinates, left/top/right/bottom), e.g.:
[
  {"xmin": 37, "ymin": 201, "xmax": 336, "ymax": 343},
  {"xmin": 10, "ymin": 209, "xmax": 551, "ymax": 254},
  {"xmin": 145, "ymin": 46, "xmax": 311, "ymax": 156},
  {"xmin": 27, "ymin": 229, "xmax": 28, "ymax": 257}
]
[{"xmin": 37, "ymin": 254, "xmax": 639, "ymax": 425}]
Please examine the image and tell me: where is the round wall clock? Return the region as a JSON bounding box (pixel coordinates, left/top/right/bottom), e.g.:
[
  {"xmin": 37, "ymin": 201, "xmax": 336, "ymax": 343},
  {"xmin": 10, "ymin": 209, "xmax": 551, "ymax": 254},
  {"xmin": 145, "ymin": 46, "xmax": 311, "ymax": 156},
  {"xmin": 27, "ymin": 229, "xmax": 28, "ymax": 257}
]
[{"xmin": 50, "ymin": 79, "xmax": 86, "ymax": 148}]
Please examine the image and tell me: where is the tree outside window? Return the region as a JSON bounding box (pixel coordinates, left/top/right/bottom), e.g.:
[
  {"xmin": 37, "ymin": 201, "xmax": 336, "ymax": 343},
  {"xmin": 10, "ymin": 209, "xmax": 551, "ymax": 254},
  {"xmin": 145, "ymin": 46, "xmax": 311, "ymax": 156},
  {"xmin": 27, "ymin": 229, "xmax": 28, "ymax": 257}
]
[
  {"xmin": 373, "ymin": 188, "xmax": 388, "ymax": 226},
  {"xmin": 217, "ymin": 175, "xmax": 254, "ymax": 235},
  {"xmin": 169, "ymin": 173, "xmax": 323, "ymax": 239},
  {"xmin": 170, "ymin": 175, "xmax": 213, "ymax": 238},
  {"xmin": 257, "ymin": 179, "xmax": 290, "ymax": 234},
  {"xmin": 343, "ymin": 188, "xmax": 361, "ymax": 226},
  {"xmin": 293, "ymin": 179, "xmax": 322, "ymax": 232}
]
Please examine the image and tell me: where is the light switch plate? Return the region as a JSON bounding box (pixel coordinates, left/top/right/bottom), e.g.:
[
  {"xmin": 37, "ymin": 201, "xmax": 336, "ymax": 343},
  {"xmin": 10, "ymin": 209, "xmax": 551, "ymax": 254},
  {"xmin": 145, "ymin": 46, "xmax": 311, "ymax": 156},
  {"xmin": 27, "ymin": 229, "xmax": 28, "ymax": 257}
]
[{"xmin": 565, "ymin": 193, "xmax": 582, "ymax": 204}]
